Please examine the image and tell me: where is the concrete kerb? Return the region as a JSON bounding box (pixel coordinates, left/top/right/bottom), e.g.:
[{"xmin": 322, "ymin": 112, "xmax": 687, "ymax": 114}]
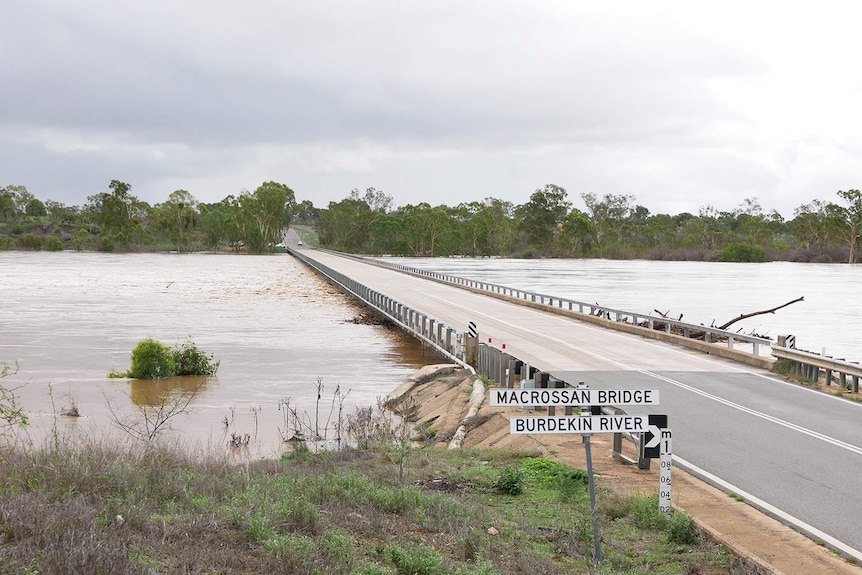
[
  {"xmin": 385, "ymin": 364, "xmax": 460, "ymax": 403},
  {"xmin": 447, "ymin": 377, "xmax": 487, "ymax": 450}
]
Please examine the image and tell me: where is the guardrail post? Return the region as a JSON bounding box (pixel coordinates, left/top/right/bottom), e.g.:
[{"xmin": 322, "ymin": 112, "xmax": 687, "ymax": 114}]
[
  {"xmin": 507, "ymin": 357, "xmax": 517, "ymax": 389},
  {"xmin": 638, "ymin": 436, "xmax": 651, "ymax": 470},
  {"xmin": 464, "ymin": 334, "xmax": 477, "ymax": 367}
]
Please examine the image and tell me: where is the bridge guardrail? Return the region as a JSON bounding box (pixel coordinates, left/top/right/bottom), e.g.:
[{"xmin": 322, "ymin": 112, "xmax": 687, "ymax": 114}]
[
  {"xmin": 369, "ymin": 258, "xmax": 772, "ymax": 356},
  {"xmin": 289, "ymin": 248, "xmax": 471, "ymax": 373},
  {"xmin": 772, "ymin": 344, "xmax": 862, "ymax": 392}
]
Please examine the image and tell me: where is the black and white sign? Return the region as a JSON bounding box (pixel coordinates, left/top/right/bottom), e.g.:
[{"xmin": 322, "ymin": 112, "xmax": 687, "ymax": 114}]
[
  {"xmin": 490, "ymin": 388, "xmax": 659, "ymax": 407},
  {"xmin": 510, "ymin": 415, "xmax": 648, "ymax": 434},
  {"xmin": 642, "ymin": 414, "xmax": 669, "ymax": 459}
]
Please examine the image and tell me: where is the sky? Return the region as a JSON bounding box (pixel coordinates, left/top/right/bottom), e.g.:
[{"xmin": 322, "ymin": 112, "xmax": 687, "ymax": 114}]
[{"xmin": 2, "ymin": 0, "xmax": 861, "ymax": 219}]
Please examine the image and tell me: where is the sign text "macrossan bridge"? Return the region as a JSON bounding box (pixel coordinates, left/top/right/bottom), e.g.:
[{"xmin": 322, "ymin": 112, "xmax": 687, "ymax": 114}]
[{"xmin": 490, "ymin": 388, "xmax": 659, "ymax": 407}]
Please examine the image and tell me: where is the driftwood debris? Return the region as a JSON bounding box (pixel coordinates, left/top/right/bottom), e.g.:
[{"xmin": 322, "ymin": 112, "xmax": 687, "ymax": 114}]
[
  {"xmin": 715, "ymin": 297, "xmax": 804, "ymax": 331},
  {"xmin": 643, "ymin": 297, "xmax": 804, "ymax": 342}
]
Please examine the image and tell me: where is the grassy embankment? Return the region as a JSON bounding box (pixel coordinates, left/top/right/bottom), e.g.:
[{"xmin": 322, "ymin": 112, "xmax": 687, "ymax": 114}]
[{"xmin": 0, "ymin": 433, "xmax": 772, "ymax": 575}]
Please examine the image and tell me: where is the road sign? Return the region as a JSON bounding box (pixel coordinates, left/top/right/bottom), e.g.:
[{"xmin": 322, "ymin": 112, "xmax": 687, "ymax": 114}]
[
  {"xmin": 490, "ymin": 388, "xmax": 659, "ymax": 407},
  {"xmin": 658, "ymin": 429, "xmax": 673, "ymax": 514},
  {"xmin": 468, "ymin": 321, "xmax": 478, "ymax": 338},
  {"xmin": 642, "ymin": 414, "xmax": 668, "ymax": 459},
  {"xmin": 510, "ymin": 415, "xmax": 647, "ymax": 434}
]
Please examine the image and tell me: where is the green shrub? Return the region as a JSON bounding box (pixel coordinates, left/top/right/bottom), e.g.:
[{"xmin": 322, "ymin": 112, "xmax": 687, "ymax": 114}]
[
  {"xmin": 44, "ymin": 235, "xmax": 64, "ymax": 251},
  {"xmin": 127, "ymin": 338, "xmax": 177, "ymax": 379},
  {"xmin": 109, "ymin": 338, "xmax": 219, "ymax": 379},
  {"xmin": 494, "ymin": 464, "xmax": 524, "ymax": 496},
  {"xmin": 352, "ymin": 561, "xmax": 395, "ymax": 575},
  {"xmin": 718, "ymin": 242, "xmax": 766, "ymax": 262},
  {"xmin": 172, "ymin": 338, "xmax": 220, "ymax": 376},
  {"xmin": 386, "ymin": 543, "xmax": 447, "ymax": 575},
  {"xmin": 667, "ymin": 511, "xmax": 698, "ymax": 544},
  {"xmin": 627, "ymin": 494, "xmax": 669, "ymax": 530},
  {"xmin": 72, "ymin": 229, "xmax": 92, "ymax": 251},
  {"xmin": 17, "ymin": 233, "xmax": 42, "ymax": 250}
]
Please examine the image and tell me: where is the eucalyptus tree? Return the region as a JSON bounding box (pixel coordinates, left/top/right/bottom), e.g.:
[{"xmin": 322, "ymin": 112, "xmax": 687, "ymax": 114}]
[
  {"xmin": 294, "ymin": 200, "xmax": 320, "ymax": 225},
  {"xmin": 350, "ymin": 187, "xmax": 393, "ymax": 214},
  {"xmin": 0, "ymin": 187, "xmax": 16, "ymax": 222},
  {"xmin": 397, "ymin": 203, "xmax": 452, "ymax": 256},
  {"xmin": 198, "ymin": 201, "xmax": 231, "ymax": 250},
  {"xmin": 789, "ymin": 199, "xmax": 834, "ymax": 251},
  {"xmin": 451, "ymin": 201, "xmax": 494, "ymax": 256},
  {"xmin": 153, "ymin": 189, "xmax": 201, "ymax": 252},
  {"xmin": 580, "ymin": 192, "xmax": 636, "ymax": 257},
  {"xmin": 317, "ymin": 196, "xmax": 374, "ymax": 252},
  {"xmin": 516, "ymin": 184, "xmax": 571, "ymax": 255},
  {"xmin": 44, "ymin": 200, "xmax": 80, "ymax": 229},
  {"xmin": 83, "ymin": 180, "xmax": 149, "ymax": 251},
  {"xmin": 829, "ymin": 189, "xmax": 862, "ymax": 263},
  {"xmin": 559, "ymin": 208, "xmax": 594, "ymax": 256},
  {"xmin": 482, "ymin": 197, "xmax": 518, "ymax": 255},
  {"xmin": 238, "ymin": 181, "xmax": 296, "ymax": 253}
]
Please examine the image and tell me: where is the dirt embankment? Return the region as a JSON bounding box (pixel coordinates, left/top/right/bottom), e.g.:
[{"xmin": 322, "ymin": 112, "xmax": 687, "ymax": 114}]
[{"xmin": 391, "ymin": 366, "xmax": 862, "ymax": 575}]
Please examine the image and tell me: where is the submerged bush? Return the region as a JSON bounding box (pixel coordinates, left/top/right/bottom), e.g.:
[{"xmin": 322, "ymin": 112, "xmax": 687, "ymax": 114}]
[
  {"xmin": 110, "ymin": 337, "xmax": 219, "ymax": 379},
  {"xmin": 718, "ymin": 242, "xmax": 766, "ymax": 262},
  {"xmin": 44, "ymin": 235, "xmax": 64, "ymax": 251}
]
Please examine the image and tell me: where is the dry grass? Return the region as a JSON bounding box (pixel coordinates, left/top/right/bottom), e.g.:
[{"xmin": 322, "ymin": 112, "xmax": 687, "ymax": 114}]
[{"xmin": 0, "ymin": 438, "xmax": 771, "ymax": 575}]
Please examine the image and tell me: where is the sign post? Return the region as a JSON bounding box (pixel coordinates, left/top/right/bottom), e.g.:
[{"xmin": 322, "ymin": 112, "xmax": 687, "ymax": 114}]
[
  {"xmin": 490, "ymin": 384, "xmax": 674, "ymax": 540},
  {"xmin": 657, "ymin": 429, "xmax": 673, "ymax": 514}
]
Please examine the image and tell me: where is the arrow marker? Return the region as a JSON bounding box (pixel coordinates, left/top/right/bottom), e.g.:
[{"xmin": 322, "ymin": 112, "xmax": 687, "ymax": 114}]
[{"xmin": 645, "ymin": 425, "xmax": 662, "ymax": 448}]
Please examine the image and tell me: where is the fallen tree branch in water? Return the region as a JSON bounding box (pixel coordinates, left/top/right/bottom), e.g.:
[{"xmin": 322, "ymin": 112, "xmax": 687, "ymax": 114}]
[{"xmin": 716, "ymin": 296, "xmax": 804, "ymax": 331}]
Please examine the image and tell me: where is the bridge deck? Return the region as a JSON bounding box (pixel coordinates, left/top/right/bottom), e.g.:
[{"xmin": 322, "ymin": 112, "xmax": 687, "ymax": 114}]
[{"xmin": 296, "ymin": 249, "xmax": 862, "ymax": 565}]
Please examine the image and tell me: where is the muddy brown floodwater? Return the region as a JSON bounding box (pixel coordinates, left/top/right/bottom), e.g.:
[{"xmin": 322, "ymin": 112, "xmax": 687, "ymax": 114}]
[{"xmin": 0, "ymin": 251, "xmax": 435, "ymax": 457}]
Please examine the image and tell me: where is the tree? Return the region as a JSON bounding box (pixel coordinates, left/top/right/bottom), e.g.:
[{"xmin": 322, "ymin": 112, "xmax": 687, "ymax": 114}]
[
  {"xmin": 226, "ymin": 182, "xmax": 296, "ymax": 253},
  {"xmin": 350, "ymin": 187, "xmax": 393, "ymax": 214},
  {"xmin": 84, "ymin": 180, "xmax": 148, "ymax": 251},
  {"xmin": 829, "ymin": 189, "xmax": 862, "ymax": 263},
  {"xmin": 559, "ymin": 208, "xmax": 594, "ymax": 256},
  {"xmin": 153, "ymin": 190, "xmax": 201, "ymax": 252},
  {"xmin": 789, "ymin": 199, "xmax": 833, "ymax": 251},
  {"xmin": 580, "ymin": 192, "xmax": 637, "ymax": 257},
  {"xmin": 516, "ymin": 184, "xmax": 571, "ymax": 255},
  {"xmin": 294, "ymin": 200, "xmax": 320, "ymax": 225},
  {"xmin": 0, "ymin": 187, "xmax": 17, "ymax": 222},
  {"xmin": 317, "ymin": 197, "xmax": 374, "ymax": 252}
]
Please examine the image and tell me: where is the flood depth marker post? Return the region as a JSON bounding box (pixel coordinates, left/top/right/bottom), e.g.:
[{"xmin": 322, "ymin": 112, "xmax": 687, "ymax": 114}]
[{"xmin": 493, "ymin": 383, "xmax": 664, "ymax": 564}]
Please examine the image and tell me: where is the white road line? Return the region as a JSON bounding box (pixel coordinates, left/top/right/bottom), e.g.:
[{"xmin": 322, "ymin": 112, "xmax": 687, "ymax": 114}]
[{"xmin": 674, "ymin": 455, "xmax": 862, "ymax": 563}]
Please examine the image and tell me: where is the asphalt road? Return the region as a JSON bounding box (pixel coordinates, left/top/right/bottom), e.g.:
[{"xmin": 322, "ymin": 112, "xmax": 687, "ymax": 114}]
[{"xmin": 297, "ymin": 249, "xmax": 862, "ymax": 560}]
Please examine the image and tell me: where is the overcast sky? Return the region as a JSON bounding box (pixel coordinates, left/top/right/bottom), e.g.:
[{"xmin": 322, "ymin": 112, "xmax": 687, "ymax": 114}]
[{"xmin": 3, "ymin": 1, "xmax": 861, "ymax": 218}]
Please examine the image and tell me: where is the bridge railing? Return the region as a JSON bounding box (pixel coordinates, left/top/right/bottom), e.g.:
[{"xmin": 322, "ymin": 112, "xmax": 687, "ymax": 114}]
[
  {"xmin": 289, "ymin": 248, "xmax": 470, "ymax": 371},
  {"xmin": 772, "ymin": 342, "xmax": 862, "ymax": 392},
  {"xmin": 371, "ymin": 259, "xmax": 772, "ymax": 356}
]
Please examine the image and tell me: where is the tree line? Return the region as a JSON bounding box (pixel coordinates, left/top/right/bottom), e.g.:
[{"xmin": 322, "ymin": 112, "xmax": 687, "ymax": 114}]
[
  {"xmin": 316, "ymin": 185, "xmax": 862, "ymax": 263},
  {"xmin": 0, "ymin": 180, "xmax": 297, "ymax": 254},
  {"xmin": 1, "ymin": 181, "xmax": 860, "ymax": 262}
]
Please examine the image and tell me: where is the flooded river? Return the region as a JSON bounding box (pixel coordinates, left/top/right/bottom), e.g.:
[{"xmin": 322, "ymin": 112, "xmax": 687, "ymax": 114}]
[
  {"xmin": 3, "ymin": 251, "xmax": 859, "ymax": 457},
  {"xmin": 1, "ymin": 251, "xmax": 432, "ymax": 456}
]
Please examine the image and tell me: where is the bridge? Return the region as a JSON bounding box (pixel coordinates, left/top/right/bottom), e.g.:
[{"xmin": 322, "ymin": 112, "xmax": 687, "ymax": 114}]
[{"xmin": 290, "ymin": 246, "xmax": 862, "ymax": 567}]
